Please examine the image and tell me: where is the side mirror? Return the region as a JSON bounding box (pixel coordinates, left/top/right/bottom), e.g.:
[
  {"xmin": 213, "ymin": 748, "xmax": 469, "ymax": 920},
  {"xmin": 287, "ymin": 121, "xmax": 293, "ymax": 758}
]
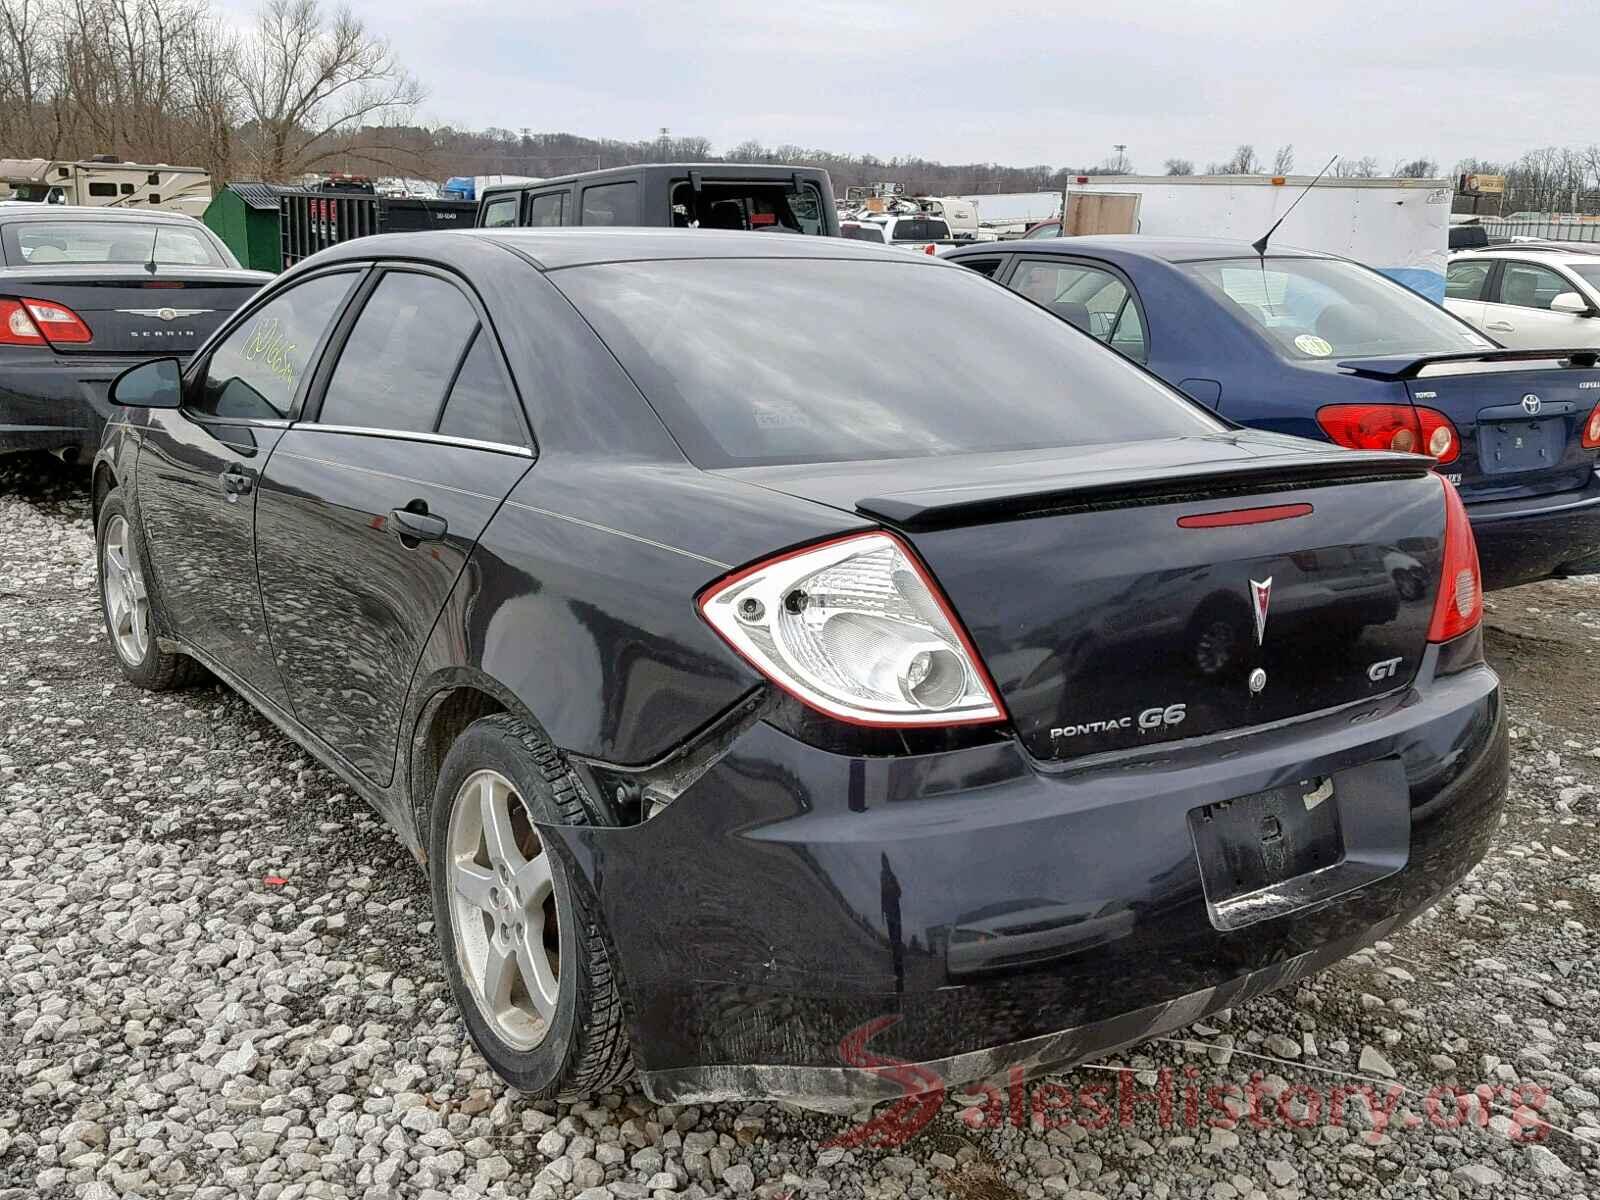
[
  {"xmin": 109, "ymin": 357, "xmax": 183, "ymax": 408},
  {"xmin": 1550, "ymin": 292, "xmax": 1591, "ymax": 316}
]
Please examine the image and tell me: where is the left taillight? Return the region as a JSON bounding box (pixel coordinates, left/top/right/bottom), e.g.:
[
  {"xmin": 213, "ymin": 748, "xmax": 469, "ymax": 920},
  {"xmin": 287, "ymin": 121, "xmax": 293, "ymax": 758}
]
[
  {"xmin": 1317, "ymin": 403, "xmax": 1460, "ymax": 465},
  {"xmin": 698, "ymin": 531, "xmax": 1007, "ymax": 727},
  {"xmin": 0, "ymin": 297, "xmax": 92, "ymax": 346}
]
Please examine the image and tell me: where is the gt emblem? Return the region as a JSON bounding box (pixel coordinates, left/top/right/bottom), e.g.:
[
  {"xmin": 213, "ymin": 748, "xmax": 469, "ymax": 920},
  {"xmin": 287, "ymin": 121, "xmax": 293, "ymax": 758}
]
[
  {"xmin": 1522, "ymin": 393, "xmax": 1542, "ymax": 415},
  {"xmin": 1368, "ymin": 656, "xmax": 1403, "ymax": 682},
  {"xmin": 1249, "ymin": 577, "xmax": 1273, "ymax": 645}
]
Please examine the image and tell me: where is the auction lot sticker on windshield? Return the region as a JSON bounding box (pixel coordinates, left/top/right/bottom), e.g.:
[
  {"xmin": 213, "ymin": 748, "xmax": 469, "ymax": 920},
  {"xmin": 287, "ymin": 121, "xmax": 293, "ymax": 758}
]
[
  {"xmin": 1294, "ymin": 334, "xmax": 1334, "ymax": 357},
  {"xmin": 753, "ymin": 399, "xmax": 811, "ymax": 429}
]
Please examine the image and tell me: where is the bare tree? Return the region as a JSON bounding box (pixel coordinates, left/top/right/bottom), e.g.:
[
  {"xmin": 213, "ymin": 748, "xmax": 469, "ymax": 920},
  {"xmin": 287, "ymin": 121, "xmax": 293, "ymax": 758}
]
[
  {"xmin": 1210, "ymin": 145, "xmax": 1259, "ymax": 175},
  {"xmin": 236, "ymin": 0, "xmax": 423, "ymax": 182},
  {"xmin": 726, "ymin": 139, "xmax": 768, "ymax": 163},
  {"xmin": 1332, "ymin": 156, "xmax": 1380, "ymax": 179},
  {"xmin": 1163, "ymin": 158, "xmax": 1194, "ymax": 176},
  {"xmin": 1391, "ymin": 157, "xmax": 1438, "ymax": 179},
  {"xmin": 1271, "ymin": 143, "xmax": 1294, "ymax": 175}
]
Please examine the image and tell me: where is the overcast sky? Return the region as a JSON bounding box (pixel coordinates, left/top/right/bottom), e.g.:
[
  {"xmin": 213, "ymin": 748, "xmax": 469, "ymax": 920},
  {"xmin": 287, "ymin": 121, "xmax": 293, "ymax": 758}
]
[{"xmin": 236, "ymin": 0, "xmax": 1581, "ymax": 173}]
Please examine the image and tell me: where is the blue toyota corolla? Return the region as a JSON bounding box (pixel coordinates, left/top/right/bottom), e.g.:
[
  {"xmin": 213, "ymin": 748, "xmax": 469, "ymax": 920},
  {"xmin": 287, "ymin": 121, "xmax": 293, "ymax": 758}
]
[{"xmin": 944, "ymin": 236, "xmax": 1600, "ymax": 590}]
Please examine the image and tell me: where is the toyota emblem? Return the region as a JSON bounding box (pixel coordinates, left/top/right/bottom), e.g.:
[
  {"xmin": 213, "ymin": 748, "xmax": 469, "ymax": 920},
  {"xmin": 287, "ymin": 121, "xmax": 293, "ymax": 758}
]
[{"xmin": 1522, "ymin": 393, "xmax": 1542, "ymax": 415}]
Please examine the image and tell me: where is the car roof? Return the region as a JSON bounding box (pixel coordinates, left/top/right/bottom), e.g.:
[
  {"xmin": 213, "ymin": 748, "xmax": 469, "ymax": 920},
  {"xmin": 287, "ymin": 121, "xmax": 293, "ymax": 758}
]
[
  {"xmin": 313, "ymin": 227, "xmax": 946, "ymax": 272},
  {"xmin": 948, "ymin": 235, "xmax": 1329, "ymax": 263},
  {"xmin": 1452, "ymin": 246, "xmax": 1600, "ymax": 263},
  {"xmin": 478, "ymin": 162, "xmax": 829, "ymax": 204},
  {"xmin": 0, "ymin": 204, "xmax": 202, "ymax": 225}
]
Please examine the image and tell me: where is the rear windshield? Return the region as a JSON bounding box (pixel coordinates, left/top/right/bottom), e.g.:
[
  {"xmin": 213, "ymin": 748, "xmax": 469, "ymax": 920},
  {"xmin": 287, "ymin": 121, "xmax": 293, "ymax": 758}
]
[
  {"xmin": 1180, "ymin": 257, "xmax": 1492, "ymax": 360},
  {"xmin": 841, "ymin": 224, "xmax": 886, "ymax": 243},
  {"xmin": 669, "ymin": 181, "xmax": 827, "ymax": 234},
  {"xmin": 553, "ymin": 258, "xmax": 1223, "ymax": 468},
  {"xmin": 4, "ymin": 221, "xmax": 228, "ymax": 267}
]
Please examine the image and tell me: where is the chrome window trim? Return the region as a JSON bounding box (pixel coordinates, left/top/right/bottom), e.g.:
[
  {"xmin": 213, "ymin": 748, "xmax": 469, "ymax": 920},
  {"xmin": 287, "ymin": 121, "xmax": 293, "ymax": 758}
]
[{"xmin": 297, "ymin": 423, "xmax": 533, "ymax": 458}]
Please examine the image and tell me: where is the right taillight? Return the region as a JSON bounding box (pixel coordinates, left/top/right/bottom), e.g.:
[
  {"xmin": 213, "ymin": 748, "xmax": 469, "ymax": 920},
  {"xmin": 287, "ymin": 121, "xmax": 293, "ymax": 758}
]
[
  {"xmin": 1583, "ymin": 400, "xmax": 1600, "ymax": 449},
  {"xmin": 1427, "ymin": 475, "xmax": 1483, "ymax": 643},
  {"xmin": 1317, "ymin": 403, "xmax": 1460, "ymax": 464}
]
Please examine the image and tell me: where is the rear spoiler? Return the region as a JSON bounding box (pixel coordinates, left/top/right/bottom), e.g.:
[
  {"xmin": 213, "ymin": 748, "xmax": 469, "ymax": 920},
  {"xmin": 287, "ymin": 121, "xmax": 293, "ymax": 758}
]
[
  {"xmin": 1337, "ymin": 348, "xmax": 1600, "ymax": 380},
  {"xmin": 857, "ymin": 449, "xmax": 1429, "ymax": 530}
]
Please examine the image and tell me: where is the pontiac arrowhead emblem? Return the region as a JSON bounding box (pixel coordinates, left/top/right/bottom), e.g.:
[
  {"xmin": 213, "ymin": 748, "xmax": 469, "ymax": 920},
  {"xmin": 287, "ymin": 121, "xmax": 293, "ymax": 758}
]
[{"xmin": 1250, "ymin": 577, "xmax": 1273, "ymax": 645}]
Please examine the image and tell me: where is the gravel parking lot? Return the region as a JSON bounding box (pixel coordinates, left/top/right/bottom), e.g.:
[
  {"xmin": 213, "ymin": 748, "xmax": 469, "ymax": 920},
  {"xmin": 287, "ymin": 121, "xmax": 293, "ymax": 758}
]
[{"xmin": 3, "ymin": 453, "xmax": 1599, "ymax": 1200}]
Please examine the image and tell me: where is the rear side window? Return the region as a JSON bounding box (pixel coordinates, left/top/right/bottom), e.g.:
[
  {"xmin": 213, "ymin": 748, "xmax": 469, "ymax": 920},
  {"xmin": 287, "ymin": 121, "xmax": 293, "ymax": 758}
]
[
  {"xmin": 1446, "ymin": 260, "xmax": 1491, "ymax": 301},
  {"xmin": 554, "ymin": 258, "xmax": 1220, "ymax": 468},
  {"xmin": 318, "ymin": 272, "xmax": 479, "ymax": 432},
  {"xmin": 481, "ymin": 196, "xmax": 518, "ymax": 228},
  {"xmin": 1011, "ymin": 259, "xmax": 1143, "ymax": 363},
  {"xmin": 528, "ymin": 192, "xmax": 565, "ymax": 226},
  {"xmin": 581, "ymin": 182, "xmax": 638, "ymax": 226},
  {"xmin": 957, "ymin": 257, "xmax": 1003, "ymax": 277},
  {"xmin": 437, "ymin": 330, "xmax": 526, "ymax": 447},
  {"xmin": 195, "ymin": 272, "xmax": 357, "ymax": 420}
]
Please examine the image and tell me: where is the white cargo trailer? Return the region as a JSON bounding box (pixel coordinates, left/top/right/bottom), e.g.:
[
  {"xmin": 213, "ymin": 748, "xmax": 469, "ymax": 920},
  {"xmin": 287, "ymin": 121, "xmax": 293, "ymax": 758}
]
[{"xmin": 960, "ymin": 175, "xmax": 1453, "ymax": 301}]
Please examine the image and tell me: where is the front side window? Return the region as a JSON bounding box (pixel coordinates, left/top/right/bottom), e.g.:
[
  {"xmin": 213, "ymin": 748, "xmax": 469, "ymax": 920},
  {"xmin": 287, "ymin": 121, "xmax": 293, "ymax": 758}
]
[
  {"xmin": 195, "ymin": 273, "xmax": 357, "ymax": 420},
  {"xmin": 553, "ymin": 258, "xmax": 1220, "ymax": 468},
  {"xmin": 5, "ymin": 221, "xmax": 229, "ymax": 267},
  {"xmin": 1494, "ymin": 261, "xmax": 1571, "ymax": 310},
  {"xmin": 528, "ymin": 192, "xmax": 565, "ymax": 227},
  {"xmin": 481, "ymin": 197, "xmax": 519, "ymax": 228},
  {"xmin": 1180, "ymin": 257, "xmax": 1493, "ymax": 359},
  {"xmin": 1446, "ymin": 260, "xmax": 1491, "ymax": 301},
  {"xmin": 580, "ymin": 182, "xmax": 639, "ymax": 226},
  {"xmin": 1011, "ymin": 260, "xmax": 1139, "ymax": 353},
  {"xmin": 318, "ymin": 272, "xmax": 480, "ymax": 432}
]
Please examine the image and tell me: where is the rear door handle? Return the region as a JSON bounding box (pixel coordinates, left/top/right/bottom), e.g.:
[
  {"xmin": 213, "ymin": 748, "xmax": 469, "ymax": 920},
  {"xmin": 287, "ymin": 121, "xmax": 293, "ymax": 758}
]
[
  {"xmin": 1486, "ymin": 321, "xmax": 1515, "ymax": 332},
  {"xmin": 389, "ymin": 506, "xmax": 448, "ymax": 544},
  {"xmin": 219, "ymin": 466, "xmax": 253, "ymax": 499}
]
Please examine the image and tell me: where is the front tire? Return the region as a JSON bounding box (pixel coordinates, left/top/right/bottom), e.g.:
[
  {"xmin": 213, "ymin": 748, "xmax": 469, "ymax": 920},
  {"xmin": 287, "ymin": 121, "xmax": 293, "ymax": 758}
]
[
  {"xmin": 96, "ymin": 489, "xmax": 197, "ymax": 690},
  {"xmin": 428, "ymin": 713, "xmax": 632, "ymax": 1098}
]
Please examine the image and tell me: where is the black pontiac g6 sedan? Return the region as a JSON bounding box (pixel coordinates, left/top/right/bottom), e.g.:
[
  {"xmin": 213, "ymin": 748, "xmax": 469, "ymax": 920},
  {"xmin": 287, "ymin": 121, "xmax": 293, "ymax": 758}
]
[{"xmin": 92, "ymin": 228, "xmax": 1508, "ymax": 1104}]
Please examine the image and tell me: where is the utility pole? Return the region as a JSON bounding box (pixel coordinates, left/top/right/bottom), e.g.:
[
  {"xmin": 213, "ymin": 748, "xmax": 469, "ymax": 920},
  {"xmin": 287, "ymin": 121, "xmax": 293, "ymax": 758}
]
[{"xmin": 1113, "ymin": 144, "xmax": 1128, "ymax": 174}]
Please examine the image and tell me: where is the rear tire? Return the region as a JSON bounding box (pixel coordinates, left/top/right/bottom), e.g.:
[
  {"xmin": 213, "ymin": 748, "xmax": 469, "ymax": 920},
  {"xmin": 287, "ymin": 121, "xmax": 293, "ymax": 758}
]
[
  {"xmin": 428, "ymin": 713, "xmax": 633, "ymax": 1099},
  {"xmin": 95, "ymin": 489, "xmax": 199, "ymax": 691}
]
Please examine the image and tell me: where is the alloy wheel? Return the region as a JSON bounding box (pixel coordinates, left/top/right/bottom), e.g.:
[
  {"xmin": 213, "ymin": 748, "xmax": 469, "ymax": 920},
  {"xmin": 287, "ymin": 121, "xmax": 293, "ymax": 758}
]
[
  {"xmin": 446, "ymin": 769, "xmax": 561, "ymax": 1050},
  {"xmin": 102, "ymin": 515, "xmax": 150, "ymax": 666}
]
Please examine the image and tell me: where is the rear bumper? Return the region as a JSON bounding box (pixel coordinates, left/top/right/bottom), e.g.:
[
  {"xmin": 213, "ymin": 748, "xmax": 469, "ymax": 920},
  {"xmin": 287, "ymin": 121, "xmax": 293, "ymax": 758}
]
[
  {"xmin": 544, "ymin": 650, "xmax": 1507, "ymax": 1105},
  {"xmin": 0, "ymin": 354, "xmax": 143, "ymax": 460},
  {"xmin": 1467, "ymin": 473, "xmax": 1600, "ymax": 589}
]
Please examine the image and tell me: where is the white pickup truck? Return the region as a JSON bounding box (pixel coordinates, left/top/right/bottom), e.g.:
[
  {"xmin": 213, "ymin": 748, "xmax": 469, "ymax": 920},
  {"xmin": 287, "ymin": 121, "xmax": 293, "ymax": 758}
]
[{"xmin": 840, "ymin": 214, "xmax": 955, "ymax": 255}]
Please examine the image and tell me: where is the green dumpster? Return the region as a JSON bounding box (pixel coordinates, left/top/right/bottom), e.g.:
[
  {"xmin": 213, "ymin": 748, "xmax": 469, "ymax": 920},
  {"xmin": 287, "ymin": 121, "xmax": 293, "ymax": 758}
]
[{"xmin": 203, "ymin": 183, "xmax": 282, "ymax": 273}]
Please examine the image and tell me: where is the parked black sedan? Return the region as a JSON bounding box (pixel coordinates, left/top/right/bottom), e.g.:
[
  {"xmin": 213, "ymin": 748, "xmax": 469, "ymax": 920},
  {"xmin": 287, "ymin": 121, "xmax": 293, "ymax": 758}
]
[
  {"xmin": 0, "ymin": 204, "xmax": 270, "ymax": 466},
  {"xmin": 93, "ymin": 229, "xmax": 1508, "ymax": 1105}
]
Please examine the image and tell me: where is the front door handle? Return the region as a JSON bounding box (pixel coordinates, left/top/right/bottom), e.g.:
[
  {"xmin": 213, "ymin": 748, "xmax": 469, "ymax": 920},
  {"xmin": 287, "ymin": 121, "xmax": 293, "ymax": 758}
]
[
  {"xmin": 389, "ymin": 506, "xmax": 448, "ymax": 545},
  {"xmin": 219, "ymin": 466, "xmax": 254, "ymax": 499},
  {"xmin": 1486, "ymin": 321, "xmax": 1515, "ymax": 332}
]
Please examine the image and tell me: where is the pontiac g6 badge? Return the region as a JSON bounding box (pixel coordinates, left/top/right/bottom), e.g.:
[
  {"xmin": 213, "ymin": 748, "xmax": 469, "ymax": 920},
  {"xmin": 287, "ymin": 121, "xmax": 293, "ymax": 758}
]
[{"xmin": 1250, "ymin": 577, "xmax": 1273, "ymax": 645}]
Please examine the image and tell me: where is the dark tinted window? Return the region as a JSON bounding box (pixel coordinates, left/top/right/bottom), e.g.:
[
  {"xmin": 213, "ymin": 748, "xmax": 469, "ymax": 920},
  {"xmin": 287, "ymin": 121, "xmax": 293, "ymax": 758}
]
[
  {"xmin": 528, "ymin": 192, "xmax": 565, "ymax": 226},
  {"xmin": 88, "ymin": 182, "xmax": 117, "ymax": 197},
  {"xmin": 481, "ymin": 196, "xmax": 518, "ymax": 228},
  {"xmin": 196, "ymin": 273, "xmax": 356, "ymax": 420},
  {"xmin": 581, "ymin": 182, "xmax": 638, "ymax": 226},
  {"xmin": 319, "ymin": 272, "xmax": 478, "ymax": 432},
  {"xmin": 957, "ymin": 257, "xmax": 1002, "ymax": 277},
  {"xmin": 841, "ymin": 224, "xmax": 885, "ymax": 244},
  {"xmin": 668, "ymin": 181, "xmax": 826, "ymax": 233},
  {"xmin": 555, "ymin": 258, "xmax": 1221, "ymax": 468},
  {"xmin": 438, "ymin": 330, "xmax": 526, "ymax": 447}
]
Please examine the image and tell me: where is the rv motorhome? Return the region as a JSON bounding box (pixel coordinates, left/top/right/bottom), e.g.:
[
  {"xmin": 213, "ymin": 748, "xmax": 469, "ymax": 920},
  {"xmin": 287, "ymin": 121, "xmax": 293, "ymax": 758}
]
[{"xmin": 0, "ymin": 157, "xmax": 212, "ymax": 216}]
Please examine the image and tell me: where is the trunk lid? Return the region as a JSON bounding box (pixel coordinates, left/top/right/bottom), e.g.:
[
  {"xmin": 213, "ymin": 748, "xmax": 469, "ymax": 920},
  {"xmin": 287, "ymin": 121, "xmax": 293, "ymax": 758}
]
[
  {"xmin": 1341, "ymin": 351, "xmax": 1600, "ymax": 504},
  {"xmin": 1, "ymin": 265, "xmax": 270, "ymax": 355},
  {"xmin": 726, "ymin": 434, "xmax": 1446, "ymax": 761}
]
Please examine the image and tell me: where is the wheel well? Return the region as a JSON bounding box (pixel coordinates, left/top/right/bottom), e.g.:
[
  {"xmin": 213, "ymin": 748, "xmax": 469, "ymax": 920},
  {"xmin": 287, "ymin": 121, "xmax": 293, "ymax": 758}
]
[
  {"xmin": 91, "ymin": 463, "xmax": 116, "ymax": 526},
  {"xmin": 409, "ymin": 685, "xmax": 507, "ymax": 836}
]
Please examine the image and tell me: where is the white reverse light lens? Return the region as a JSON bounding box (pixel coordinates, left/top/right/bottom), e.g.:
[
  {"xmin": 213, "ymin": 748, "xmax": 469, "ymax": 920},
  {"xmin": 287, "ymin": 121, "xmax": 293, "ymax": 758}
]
[{"xmin": 700, "ymin": 532, "xmax": 1004, "ymax": 726}]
